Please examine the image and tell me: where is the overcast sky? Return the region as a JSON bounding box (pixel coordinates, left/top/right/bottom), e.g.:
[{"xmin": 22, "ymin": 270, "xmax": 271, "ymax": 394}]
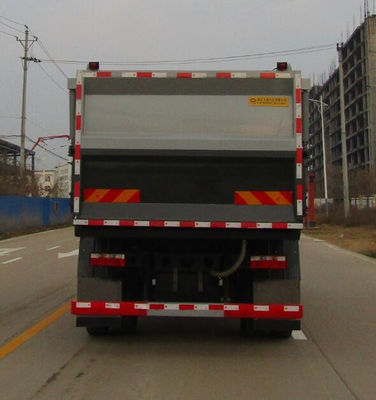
[{"xmin": 0, "ymin": 0, "xmax": 373, "ymax": 169}]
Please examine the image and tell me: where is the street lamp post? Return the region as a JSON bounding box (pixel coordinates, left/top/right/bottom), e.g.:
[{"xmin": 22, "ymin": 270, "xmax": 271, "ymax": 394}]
[{"xmin": 309, "ymin": 97, "xmax": 329, "ymax": 216}]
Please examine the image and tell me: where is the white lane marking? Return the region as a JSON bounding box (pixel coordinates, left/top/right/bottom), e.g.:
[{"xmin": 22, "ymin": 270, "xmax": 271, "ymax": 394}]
[
  {"xmin": 313, "ymin": 239, "xmax": 324, "ymax": 242},
  {"xmin": 58, "ymin": 249, "xmax": 78, "ymax": 259},
  {"xmin": 0, "ymin": 247, "xmax": 25, "ymax": 257},
  {"xmin": 292, "ymin": 330, "xmax": 308, "ymax": 340},
  {"xmin": 2, "ymin": 257, "xmax": 23, "ymax": 265},
  {"xmin": 47, "ymin": 246, "xmax": 61, "ymax": 251}
]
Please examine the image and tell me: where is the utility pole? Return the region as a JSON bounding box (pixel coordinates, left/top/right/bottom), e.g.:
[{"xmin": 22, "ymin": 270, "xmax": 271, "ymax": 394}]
[
  {"xmin": 337, "ymin": 43, "xmax": 350, "ymax": 218},
  {"xmin": 309, "ymin": 97, "xmax": 329, "ymax": 215},
  {"xmin": 16, "ymin": 26, "xmax": 38, "ymax": 178},
  {"xmin": 320, "ymin": 95, "xmax": 329, "ymax": 216}
]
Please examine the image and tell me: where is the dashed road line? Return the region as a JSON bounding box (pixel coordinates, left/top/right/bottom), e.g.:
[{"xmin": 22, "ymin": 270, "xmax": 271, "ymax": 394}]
[
  {"xmin": 58, "ymin": 249, "xmax": 78, "ymax": 259},
  {"xmin": 0, "ymin": 247, "xmax": 25, "ymax": 257},
  {"xmin": 2, "ymin": 257, "xmax": 23, "ymax": 265},
  {"xmin": 292, "ymin": 330, "xmax": 308, "ymax": 340},
  {"xmin": 47, "ymin": 246, "xmax": 61, "ymax": 251}
]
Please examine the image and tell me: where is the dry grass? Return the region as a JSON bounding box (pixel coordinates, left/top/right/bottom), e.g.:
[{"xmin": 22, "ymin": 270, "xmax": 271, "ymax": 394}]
[
  {"xmin": 304, "ymin": 224, "xmax": 376, "ymax": 258},
  {"xmin": 316, "ymin": 207, "xmax": 376, "ymax": 226}
]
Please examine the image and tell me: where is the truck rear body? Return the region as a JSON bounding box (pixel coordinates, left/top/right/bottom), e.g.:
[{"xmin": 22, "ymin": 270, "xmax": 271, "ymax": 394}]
[{"xmin": 69, "ymin": 68, "xmax": 306, "ymax": 336}]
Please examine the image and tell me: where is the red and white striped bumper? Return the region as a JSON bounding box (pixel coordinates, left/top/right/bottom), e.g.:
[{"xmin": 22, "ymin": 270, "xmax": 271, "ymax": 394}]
[
  {"xmin": 73, "ymin": 219, "xmax": 303, "ymax": 230},
  {"xmin": 71, "ymin": 301, "xmax": 303, "ymax": 319}
]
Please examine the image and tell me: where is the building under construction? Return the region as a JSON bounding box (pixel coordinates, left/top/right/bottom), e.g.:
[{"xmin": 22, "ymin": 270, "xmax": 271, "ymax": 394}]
[
  {"xmin": 308, "ymin": 14, "xmax": 376, "ymax": 198},
  {"xmin": 0, "ymin": 138, "xmax": 36, "ymax": 195},
  {"xmin": 0, "ymin": 138, "xmax": 35, "ymax": 170}
]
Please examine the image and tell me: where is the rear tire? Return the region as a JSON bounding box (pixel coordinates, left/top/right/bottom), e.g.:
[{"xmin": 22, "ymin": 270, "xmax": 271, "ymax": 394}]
[{"xmin": 86, "ymin": 326, "xmax": 109, "ymax": 336}]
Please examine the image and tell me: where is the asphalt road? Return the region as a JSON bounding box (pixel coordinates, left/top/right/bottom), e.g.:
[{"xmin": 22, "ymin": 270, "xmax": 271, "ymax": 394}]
[{"xmin": 0, "ymin": 227, "xmax": 375, "ymax": 400}]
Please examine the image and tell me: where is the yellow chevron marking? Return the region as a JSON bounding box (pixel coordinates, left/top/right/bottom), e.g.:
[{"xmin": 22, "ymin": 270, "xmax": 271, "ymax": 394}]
[
  {"xmin": 85, "ymin": 189, "xmax": 110, "ymax": 202},
  {"xmin": 265, "ymin": 191, "xmax": 292, "ymax": 205},
  {"xmin": 113, "ymin": 190, "xmax": 138, "ymax": 203},
  {"xmin": 237, "ymin": 191, "xmax": 262, "ymax": 205}
]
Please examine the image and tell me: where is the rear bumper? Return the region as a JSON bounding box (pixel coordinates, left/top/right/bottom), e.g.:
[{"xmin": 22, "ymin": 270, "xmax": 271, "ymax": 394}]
[
  {"xmin": 73, "ymin": 219, "xmax": 302, "ymax": 240},
  {"xmin": 73, "ymin": 218, "xmax": 303, "ymax": 230},
  {"xmin": 71, "ymin": 301, "xmax": 303, "ymax": 319}
]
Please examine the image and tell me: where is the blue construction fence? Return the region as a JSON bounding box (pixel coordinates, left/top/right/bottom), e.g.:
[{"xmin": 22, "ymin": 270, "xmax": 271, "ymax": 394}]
[{"xmin": 0, "ymin": 196, "xmax": 72, "ymax": 233}]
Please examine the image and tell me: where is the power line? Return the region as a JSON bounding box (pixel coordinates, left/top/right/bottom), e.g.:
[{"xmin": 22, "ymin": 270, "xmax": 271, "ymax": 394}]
[
  {"xmin": 49, "ymin": 144, "xmax": 69, "ymax": 151},
  {"xmin": 36, "ymin": 43, "xmax": 336, "ymax": 66},
  {"xmin": 0, "ymin": 134, "xmax": 21, "ymax": 138},
  {"xmin": 26, "ymin": 118, "xmax": 68, "ymax": 140},
  {"xmin": 26, "ymin": 117, "xmax": 51, "ymax": 133},
  {"xmin": 25, "ymin": 136, "xmax": 68, "ymax": 161},
  {"xmin": 0, "ymin": 29, "xmax": 17, "ymax": 38},
  {"xmin": 1, "ymin": 131, "xmax": 68, "ymax": 161},
  {"xmin": 0, "ymin": 20, "xmax": 24, "ymax": 34},
  {"xmin": 36, "ymin": 38, "xmax": 68, "ymax": 79},
  {"xmin": 26, "ymin": 118, "xmax": 70, "ymax": 148},
  {"xmin": 37, "ymin": 63, "xmax": 68, "ymax": 94},
  {"xmin": 0, "ymin": 15, "xmax": 25, "ymax": 27},
  {"xmin": 0, "ymin": 115, "xmax": 21, "ymax": 119}
]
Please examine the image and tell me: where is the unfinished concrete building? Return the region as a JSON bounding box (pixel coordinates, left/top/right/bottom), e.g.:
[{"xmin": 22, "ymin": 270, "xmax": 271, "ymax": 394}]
[{"xmin": 308, "ymin": 15, "xmax": 376, "ymax": 198}]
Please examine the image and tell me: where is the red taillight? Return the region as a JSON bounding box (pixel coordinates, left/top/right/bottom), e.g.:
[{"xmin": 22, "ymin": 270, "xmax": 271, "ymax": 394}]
[
  {"xmin": 90, "ymin": 253, "xmax": 126, "ymax": 267},
  {"xmin": 88, "ymin": 61, "xmax": 99, "ymax": 71},
  {"xmin": 276, "ymin": 62, "xmax": 288, "ymax": 71},
  {"xmin": 250, "ymin": 256, "xmax": 286, "ymax": 269}
]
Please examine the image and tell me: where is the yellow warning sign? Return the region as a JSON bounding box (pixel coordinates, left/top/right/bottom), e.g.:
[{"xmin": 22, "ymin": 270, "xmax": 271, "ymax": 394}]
[{"xmin": 248, "ymin": 96, "xmax": 289, "ymax": 107}]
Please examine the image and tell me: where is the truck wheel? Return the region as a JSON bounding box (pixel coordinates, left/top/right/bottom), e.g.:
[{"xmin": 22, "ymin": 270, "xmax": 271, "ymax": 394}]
[
  {"xmin": 120, "ymin": 317, "xmax": 138, "ymax": 334},
  {"xmin": 86, "ymin": 327, "xmax": 109, "ymax": 336}
]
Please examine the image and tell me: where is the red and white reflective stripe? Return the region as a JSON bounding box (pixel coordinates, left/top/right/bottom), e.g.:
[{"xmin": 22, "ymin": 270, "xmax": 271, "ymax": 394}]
[
  {"xmin": 73, "ymin": 181, "xmax": 80, "ymax": 213},
  {"xmin": 259, "ymin": 72, "xmax": 292, "ymax": 79},
  {"xmin": 250, "ymin": 256, "xmax": 286, "ymax": 269},
  {"xmin": 295, "ymin": 76, "xmax": 303, "ymax": 181},
  {"xmin": 81, "ymin": 71, "xmax": 112, "ymax": 78},
  {"xmin": 122, "ymin": 72, "xmax": 168, "ymax": 78},
  {"xmin": 96, "ymin": 71, "xmax": 112, "ymax": 78},
  {"xmin": 116, "ymin": 71, "xmax": 252, "ymax": 79},
  {"xmin": 73, "ymin": 72, "xmax": 84, "ymax": 214},
  {"xmin": 215, "ymin": 72, "xmax": 247, "ymax": 78},
  {"xmin": 296, "ymin": 147, "xmax": 303, "ymax": 180},
  {"xmin": 72, "ymin": 301, "xmax": 303, "ymax": 319},
  {"xmin": 295, "ymin": 73, "xmax": 303, "ymax": 216},
  {"xmin": 73, "ymin": 219, "xmax": 303, "ymax": 229},
  {"xmin": 296, "ymin": 184, "xmax": 303, "ymax": 216},
  {"xmin": 80, "ymin": 71, "xmax": 295, "ymax": 79},
  {"xmin": 90, "ymin": 253, "xmax": 126, "ymax": 267},
  {"xmin": 177, "ymin": 72, "xmax": 208, "ymax": 78},
  {"xmin": 150, "ymin": 72, "xmax": 168, "ymax": 78}
]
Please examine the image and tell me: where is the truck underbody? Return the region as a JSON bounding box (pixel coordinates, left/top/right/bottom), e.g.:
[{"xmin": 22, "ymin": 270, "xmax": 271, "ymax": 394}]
[{"xmin": 73, "ymin": 227, "xmax": 301, "ymax": 337}]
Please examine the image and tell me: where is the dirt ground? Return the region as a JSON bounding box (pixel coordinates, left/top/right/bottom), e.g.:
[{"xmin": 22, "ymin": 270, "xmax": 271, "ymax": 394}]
[{"xmin": 304, "ymin": 224, "xmax": 376, "ymax": 258}]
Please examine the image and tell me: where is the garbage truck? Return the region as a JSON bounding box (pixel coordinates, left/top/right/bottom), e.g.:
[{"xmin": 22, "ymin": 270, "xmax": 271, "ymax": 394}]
[{"xmin": 69, "ymin": 62, "xmax": 308, "ymax": 337}]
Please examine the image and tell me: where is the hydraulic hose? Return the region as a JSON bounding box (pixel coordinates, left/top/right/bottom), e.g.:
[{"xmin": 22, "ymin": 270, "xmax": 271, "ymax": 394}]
[{"xmin": 210, "ymin": 240, "xmax": 247, "ymax": 278}]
